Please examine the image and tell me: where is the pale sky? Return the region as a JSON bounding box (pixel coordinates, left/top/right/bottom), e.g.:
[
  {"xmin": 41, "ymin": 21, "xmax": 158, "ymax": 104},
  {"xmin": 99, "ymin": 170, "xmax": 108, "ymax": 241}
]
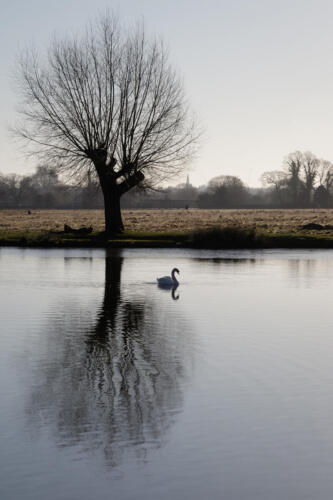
[{"xmin": 1, "ymin": 0, "xmax": 333, "ymax": 187}]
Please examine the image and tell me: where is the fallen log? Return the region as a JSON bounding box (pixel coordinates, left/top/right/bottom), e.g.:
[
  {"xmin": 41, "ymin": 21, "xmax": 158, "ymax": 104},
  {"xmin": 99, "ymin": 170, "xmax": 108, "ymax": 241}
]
[{"xmin": 64, "ymin": 224, "xmax": 93, "ymax": 234}]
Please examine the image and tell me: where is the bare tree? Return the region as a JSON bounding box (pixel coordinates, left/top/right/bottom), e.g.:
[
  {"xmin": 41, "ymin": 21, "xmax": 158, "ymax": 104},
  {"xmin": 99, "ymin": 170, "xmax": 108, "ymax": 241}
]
[
  {"xmin": 198, "ymin": 175, "xmax": 248, "ymax": 208},
  {"xmin": 14, "ymin": 15, "xmax": 197, "ymax": 234},
  {"xmin": 317, "ymin": 159, "xmax": 333, "ymax": 192},
  {"xmin": 283, "ymin": 151, "xmax": 303, "ymax": 205},
  {"xmin": 260, "ymin": 170, "xmax": 288, "ymax": 206},
  {"xmin": 301, "ymin": 151, "xmax": 319, "ymax": 205}
]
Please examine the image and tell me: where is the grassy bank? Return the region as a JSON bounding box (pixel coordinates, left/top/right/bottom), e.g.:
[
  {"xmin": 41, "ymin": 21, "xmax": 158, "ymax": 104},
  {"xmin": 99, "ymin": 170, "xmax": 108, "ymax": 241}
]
[
  {"xmin": 1, "ymin": 226, "xmax": 333, "ymax": 249},
  {"xmin": 2, "ymin": 208, "xmax": 333, "ymax": 234},
  {"xmin": 2, "ymin": 209, "xmax": 333, "ymax": 249}
]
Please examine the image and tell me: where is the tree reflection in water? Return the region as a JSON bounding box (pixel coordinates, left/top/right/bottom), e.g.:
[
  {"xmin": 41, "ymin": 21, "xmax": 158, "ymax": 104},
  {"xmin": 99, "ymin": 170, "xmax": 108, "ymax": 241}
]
[{"xmin": 27, "ymin": 250, "xmax": 189, "ymax": 467}]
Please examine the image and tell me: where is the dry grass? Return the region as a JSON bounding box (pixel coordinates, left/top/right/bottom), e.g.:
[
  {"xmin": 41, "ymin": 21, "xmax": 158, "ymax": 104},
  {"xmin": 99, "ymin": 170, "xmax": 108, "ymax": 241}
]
[{"xmin": 1, "ymin": 208, "xmax": 333, "ymax": 235}]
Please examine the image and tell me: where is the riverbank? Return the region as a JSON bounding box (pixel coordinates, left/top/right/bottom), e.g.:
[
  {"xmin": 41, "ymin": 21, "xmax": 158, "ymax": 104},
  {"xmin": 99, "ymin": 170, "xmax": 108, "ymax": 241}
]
[
  {"xmin": 2, "ymin": 209, "xmax": 333, "ymax": 249},
  {"xmin": 2, "ymin": 208, "xmax": 333, "ymax": 234},
  {"xmin": 1, "ymin": 227, "xmax": 333, "ymax": 249}
]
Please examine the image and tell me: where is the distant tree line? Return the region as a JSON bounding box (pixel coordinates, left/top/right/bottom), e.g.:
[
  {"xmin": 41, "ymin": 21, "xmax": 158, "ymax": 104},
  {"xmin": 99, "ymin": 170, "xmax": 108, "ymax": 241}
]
[
  {"xmin": 260, "ymin": 151, "xmax": 333, "ymax": 208},
  {"xmin": 0, "ymin": 166, "xmax": 104, "ymax": 209},
  {"xmin": 1, "ymin": 151, "xmax": 333, "ymax": 210}
]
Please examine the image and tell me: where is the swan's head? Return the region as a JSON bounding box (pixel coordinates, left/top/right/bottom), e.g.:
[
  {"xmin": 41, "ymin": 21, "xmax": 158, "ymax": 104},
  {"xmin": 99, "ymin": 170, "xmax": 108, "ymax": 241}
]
[{"xmin": 172, "ymin": 268, "xmax": 180, "ymax": 275}]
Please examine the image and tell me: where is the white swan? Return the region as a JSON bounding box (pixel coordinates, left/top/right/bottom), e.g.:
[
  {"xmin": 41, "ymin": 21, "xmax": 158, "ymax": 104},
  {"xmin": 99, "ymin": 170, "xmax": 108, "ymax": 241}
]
[{"xmin": 157, "ymin": 268, "xmax": 180, "ymax": 287}]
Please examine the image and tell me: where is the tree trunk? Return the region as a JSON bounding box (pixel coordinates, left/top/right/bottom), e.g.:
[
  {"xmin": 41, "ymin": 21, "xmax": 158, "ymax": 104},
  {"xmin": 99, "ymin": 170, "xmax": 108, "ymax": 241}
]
[
  {"xmin": 96, "ymin": 165, "xmax": 124, "ymax": 235},
  {"xmin": 103, "ymin": 187, "xmax": 124, "ymax": 235},
  {"xmin": 95, "ymin": 160, "xmax": 144, "ymax": 236}
]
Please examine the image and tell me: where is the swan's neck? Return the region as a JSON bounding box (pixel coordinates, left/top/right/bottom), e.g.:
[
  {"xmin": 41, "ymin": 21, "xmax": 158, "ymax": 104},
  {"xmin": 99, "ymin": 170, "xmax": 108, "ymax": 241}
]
[{"xmin": 171, "ymin": 270, "xmax": 178, "ymax": 283}]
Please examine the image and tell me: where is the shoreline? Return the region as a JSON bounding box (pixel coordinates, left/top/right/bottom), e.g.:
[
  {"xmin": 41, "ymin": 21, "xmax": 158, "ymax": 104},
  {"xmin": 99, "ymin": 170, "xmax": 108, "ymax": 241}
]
[
  {"xmin": 1, "ymin": 229, "xmax": 333, "ymax": 249},
  {"xmin": 2, "ymin": 208, "xmax": 333, "ymax": 249}
]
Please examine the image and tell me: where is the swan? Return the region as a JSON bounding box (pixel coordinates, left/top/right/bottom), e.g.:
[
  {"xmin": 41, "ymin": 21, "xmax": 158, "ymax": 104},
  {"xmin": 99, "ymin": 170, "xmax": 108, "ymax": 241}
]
[{"xmin": 157, "ymin": 268, "xmax": 180, "ymax": 287}]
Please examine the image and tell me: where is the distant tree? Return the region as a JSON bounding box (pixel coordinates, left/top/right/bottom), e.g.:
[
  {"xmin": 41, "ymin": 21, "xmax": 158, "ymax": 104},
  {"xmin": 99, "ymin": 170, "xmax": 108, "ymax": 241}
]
[
  {"xmin": 198, "ymin": 175, "xmax": 248, "ymax": 208},
  {"xmin": 301, "ymin": 151, "xmax": 319, "ymax": 206},
  {"xmin": 210, "ymin": 175, "xmax": 248, "ymax": 206},
  {"xmin": 313, "ymin": 185, "xmax": 332, "ymax": 208},
  {"xmin": 283, "ymin": 151, "xmax": 304, "ymax": 206},
  {"xmin": 282, "ymin": 151, "xmax": 322, "ymax": 207},
  {"xmin": 32, "ymin": 165, "xmax": 59, "ymax": 189},
  {"xmin": 1, "ymin": 174, "xmax": 21, "ymax": 207},
  {"xmin": 14, "ymin": 14, "xmax": 198, "ymax": 233},
  {"xmin": 165, "ymin": 182, "xmax": 198, "ymax": 201},
  {"xmin": 311, "ymin": 159, "xmax": 333, "ymax": 207},
  {"xmin": 260, "ymin": 170, "xmax": 288, "ymax": 206},
  {"xmin": 17, "ymin": 175, "xmax": 39, "ymax": 207},
  {"xmin": 318, "ymin": 159, "xmax": 333, "ymax": 192},
  {"xmin": 0, "ymin": 174, "xmax": 13, "ymax": 207}
]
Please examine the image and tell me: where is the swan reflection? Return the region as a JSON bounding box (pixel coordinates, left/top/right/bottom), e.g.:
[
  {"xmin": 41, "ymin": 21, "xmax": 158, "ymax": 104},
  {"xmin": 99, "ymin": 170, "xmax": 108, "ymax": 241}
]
[
  {"xmin": 158, "ymin": 282, "xmax": 180, "ymax": 300},
  {"xmin": 26, "ymin": 249, "xmax": 190, "ymax": 467}
]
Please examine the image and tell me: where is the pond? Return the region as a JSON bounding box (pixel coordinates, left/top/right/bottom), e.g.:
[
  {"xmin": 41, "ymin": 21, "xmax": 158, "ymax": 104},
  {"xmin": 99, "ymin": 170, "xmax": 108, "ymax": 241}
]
[{"xmin": 1, "ymin": 247, "xmax": 333, "ymax": 500}]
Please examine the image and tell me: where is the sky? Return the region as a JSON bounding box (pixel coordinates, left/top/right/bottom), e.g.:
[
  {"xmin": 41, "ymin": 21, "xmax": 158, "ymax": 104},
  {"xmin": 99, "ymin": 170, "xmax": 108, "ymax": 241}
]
[{"xmin": 1, "ymin": 0, "xmax": 333, "ymax": 187}]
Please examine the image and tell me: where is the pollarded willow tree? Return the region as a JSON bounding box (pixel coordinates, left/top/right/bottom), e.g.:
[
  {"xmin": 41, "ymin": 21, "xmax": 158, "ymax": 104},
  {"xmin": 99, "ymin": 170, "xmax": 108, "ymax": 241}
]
[{"xmin": 15, "ymin": 15, "xmax": 198, "ymax": 233}]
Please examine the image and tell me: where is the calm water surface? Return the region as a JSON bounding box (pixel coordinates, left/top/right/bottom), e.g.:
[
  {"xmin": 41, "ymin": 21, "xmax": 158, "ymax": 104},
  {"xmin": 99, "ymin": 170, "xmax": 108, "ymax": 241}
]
[{"xmin": 1, "ymin": 247, "xmax": 333, "ymax": 499}]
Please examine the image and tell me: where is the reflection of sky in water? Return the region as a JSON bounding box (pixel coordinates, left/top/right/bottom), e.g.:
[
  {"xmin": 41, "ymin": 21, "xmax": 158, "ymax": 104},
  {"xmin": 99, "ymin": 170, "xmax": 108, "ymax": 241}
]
[{"xmin": 1, "ymin": 248, "xmax": 333, "ymax": 500}]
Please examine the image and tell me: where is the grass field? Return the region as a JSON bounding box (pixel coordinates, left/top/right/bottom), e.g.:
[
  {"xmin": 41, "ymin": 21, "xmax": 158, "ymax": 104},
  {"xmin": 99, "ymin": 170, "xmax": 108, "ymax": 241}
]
[
  {"xmin": 1, "ymin": 208, "xmax": 333, "ymax": 234},
  {"xmin": 1, "ymin": 208, "xmax": 333, "ymax": 248}
]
